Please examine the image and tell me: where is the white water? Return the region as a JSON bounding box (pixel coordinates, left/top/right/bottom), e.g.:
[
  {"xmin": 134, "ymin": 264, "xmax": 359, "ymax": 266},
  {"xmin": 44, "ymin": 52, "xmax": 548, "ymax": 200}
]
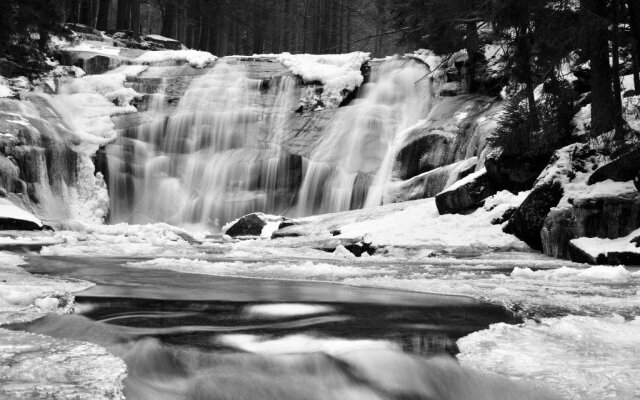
[
  {"xmin": 296, "ymin": 59, "xmax": 435, "ymax": 214},
  {"xmin": 105, "ymin": 59, "xmax": 299, "ymax": 229},
  {"xmin": 103, "ymin": 58, "xmax": 435, "ymax": 229}
]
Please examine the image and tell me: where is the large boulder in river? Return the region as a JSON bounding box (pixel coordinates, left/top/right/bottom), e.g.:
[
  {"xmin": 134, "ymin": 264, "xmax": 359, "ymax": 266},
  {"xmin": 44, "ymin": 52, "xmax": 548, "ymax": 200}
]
[
  {"xmin": 587, "ymin": 145, "xmax": 640, "ymax": 185},
  {"xmin": 435, "ymin": 168, "xmax": 495, "ymax": 214}
]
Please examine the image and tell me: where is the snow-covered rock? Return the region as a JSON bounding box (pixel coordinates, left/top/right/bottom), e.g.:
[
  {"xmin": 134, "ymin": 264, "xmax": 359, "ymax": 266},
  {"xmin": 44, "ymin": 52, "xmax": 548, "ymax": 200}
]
[
  {"xmin": 223, "ymin": 213, "xmax": 287, "ymax": 238},
  {"xmin": 277, "ymin": 52, "xmax": 369, "ymax": 108},
  {"xmin": 0, "ymin": 199, "xmax": 43, "ymax": 230},
  {"xmin": 435, "ymin": 168, "xmax": 495, "ymax": 214},
  {"xmin": 569, "ymin": 227, "xmax": 640, "ymax": 264}
]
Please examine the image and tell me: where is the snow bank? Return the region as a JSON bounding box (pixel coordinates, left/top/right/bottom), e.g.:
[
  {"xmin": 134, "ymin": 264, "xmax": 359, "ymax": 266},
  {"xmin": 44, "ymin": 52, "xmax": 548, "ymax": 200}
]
[
  {"xmin": 0, "ymin": 77, "xmax": 14, "ymax": 98},
  {"xmin": 337, "ymin": 198, "xmax": 529, "ymax": 250},
  {"xmin": 0, "ymin": 328, "xmax": 126, "ymax": 400},
  {"xmin": 457, "ymin": 315, "xmax": 640, "ymax": 400},
  {"xmin": 571, "ymin": 227, "xmax": 640, "ymax": 259},
  {"xmin": 219, "ymin": 334, "xmax": 398, "ymax": 355},
  {"xmin": 63, "ymin": 40, "xmax": 122, "ymax": 56},
  {"xmin": 133, "ymin": 49, "xmax": 217, "ymax": 68},
  {"xmin": 243, "ymin": 303, "xmax": 334, "ymax": 318},
  {"xmin": 277, "ymin": 52, "xmax": 370, "ymax": 108},
  {"xmin": 511, "ymin": 265, "xmax": 637, "ymax": 281}
]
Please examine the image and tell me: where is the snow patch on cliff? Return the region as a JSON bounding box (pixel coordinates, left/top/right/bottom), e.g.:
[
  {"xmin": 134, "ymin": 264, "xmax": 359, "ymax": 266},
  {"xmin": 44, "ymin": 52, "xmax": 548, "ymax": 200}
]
[{"xmin": 277, "ymin": 52, "xmax": 370, "ymax": 108}]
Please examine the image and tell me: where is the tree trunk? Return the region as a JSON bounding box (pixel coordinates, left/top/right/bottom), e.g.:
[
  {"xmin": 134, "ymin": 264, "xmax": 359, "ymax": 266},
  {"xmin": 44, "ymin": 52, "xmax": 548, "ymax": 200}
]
[
  {"xmin": 612, "ymin": 0, "xmax": 624, "ymax": 140},
  {"xmin": 465, "ymin": 22, "xmax": 479, "ymax": 92},
  {"xmin": 346, "ymin": 4, "xmax": 352, "ymax": 52},
  {"xmin": 627, "ymin": 0, "xmax": 640, "ymax": 92},
  {"xmin": 582, "ymin": 0, "xmax": 615, "ymax": 136},
  {"xmin": 130, "ymin": 0, "xmax": 140, "ymax": 34},
  {"xmin": 96, "ymin": 0, "xmax": 110, "ymax": 31},
  {"xmin": 161, "ymin": 1, "xmax": 177, "ymax": 38},
  {"xmin": 116, "ymin": 0, "xmax": 130, "ymax": 31}
]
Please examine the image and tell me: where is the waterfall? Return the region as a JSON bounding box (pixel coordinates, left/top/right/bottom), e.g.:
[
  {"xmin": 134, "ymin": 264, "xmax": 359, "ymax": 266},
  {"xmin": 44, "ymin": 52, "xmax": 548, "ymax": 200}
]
[
  {"xmin": 295, "ymin": 58, "xmax": 434, "ymax": 215},
  {"xmin": 105, "ymin": 59, "xmax": 299, "ymax": 229},
  {"xmin": 104, "ymin": 57, "xmax": 435, "ymax": 229}
]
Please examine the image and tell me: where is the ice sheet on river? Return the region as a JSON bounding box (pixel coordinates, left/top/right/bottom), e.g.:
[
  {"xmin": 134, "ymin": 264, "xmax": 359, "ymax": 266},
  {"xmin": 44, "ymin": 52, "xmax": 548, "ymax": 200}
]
[{"xmin": 457, "ymin": 315, "xmax": 640, "ymax": 400}]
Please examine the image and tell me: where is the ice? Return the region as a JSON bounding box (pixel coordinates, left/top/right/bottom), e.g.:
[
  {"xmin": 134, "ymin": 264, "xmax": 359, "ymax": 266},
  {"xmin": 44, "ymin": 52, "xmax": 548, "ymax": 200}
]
[
  {"xmin": 40, "ymin": 223, "xmax": 202, "ymax": 258},
  {"xmin": 133, "ymin": 49, "xmax": 217, "ymax": 68},
  {"xmin": 0, "ymin": 328, "xmax": 126, "ymax": 400},
  {"xmin": 277, "ymin": 52, "xmax": 370, "ymax": 108},
  {"xmin": 0, "ymin": 198, "xmax": 43, "ymax": 228},
  {"xmin": 0, "ymin": 78, "xmax": 14, "ymax": 97},
  {"xmin": 457, "ymin": 315, "xmax": 640, "ymax": 400},
  {"xmin": 511, "ymin": 265, "xmax": 635, "ymax": 281},
  {"xmin": 218, "ymin": 333, "xmax": 398, "ymax": 355},
  {"xmin": 243, "ymin": 303, "xmax": 335, "ymax": 318},
  {"xmin": 124, "ymin": 258, "xmax": 388, "ymax": 280},
  {"xmin": 0, "ymin": 252, "xmax": 93, "ymax": 325}
]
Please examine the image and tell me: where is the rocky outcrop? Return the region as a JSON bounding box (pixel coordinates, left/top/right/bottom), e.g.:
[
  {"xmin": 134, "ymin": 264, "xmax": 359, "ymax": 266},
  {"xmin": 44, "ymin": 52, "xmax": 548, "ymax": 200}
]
[
  {"xmin": 542, "ymin": 191, "xmax": 640, "ymax": 259},
  {"xmin": 435, "ymin": 168, "xmax": 495, "ymax": 214},
  {"xmin": 394, "ymin": 95, "xmax": 499, "ymax": 180},
  {"xmin": 0, "ymin": 198, "xmax": 43, "ymax": 230},
  {"xmin": 224, "ymin": 213, "xmax": 287, "ymax": 237},
  {"xmin": 587, "ymin": 145, "xmax": 640, "ymax": 185}
]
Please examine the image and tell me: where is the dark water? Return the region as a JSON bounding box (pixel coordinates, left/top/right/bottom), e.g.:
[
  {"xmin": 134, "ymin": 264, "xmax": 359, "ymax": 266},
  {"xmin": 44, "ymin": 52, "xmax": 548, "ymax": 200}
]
[{"xmin": 11, "ymin": 256, "xmax": 559, "ymax": 400}]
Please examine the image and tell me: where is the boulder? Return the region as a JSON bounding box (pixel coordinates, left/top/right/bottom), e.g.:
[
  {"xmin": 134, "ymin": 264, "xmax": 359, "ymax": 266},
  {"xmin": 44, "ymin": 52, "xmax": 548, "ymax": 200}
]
[
  {"xmin": 435, "ymin": 168, "xmax": 495, "ymax": 214},
  {"xmin": 143, "ymin": 34, "xmax": 183, "ymax": 50},
  {"xmin": 504, "ymin": 181, "xmax": 564, "ymax": 250},
  {"xmin": 224, "ymin": 213, "xmax": 286, "ymax": 238},
  {"xmin": 587, "ymin": 145, "xmax": 640, "ymax": 185}
]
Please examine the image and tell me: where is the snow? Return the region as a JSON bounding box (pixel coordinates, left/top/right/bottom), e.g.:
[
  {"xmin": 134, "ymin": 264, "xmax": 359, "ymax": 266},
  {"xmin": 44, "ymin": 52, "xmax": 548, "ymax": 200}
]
[
  {"xmin": 277, "ymin": 52, "xmax": 370, "ymax": 108},
  {"xmin": 243, "ymin": 303, "xmax": 334, "ymax": 318},
  {"xmin": 571, "ymin": 227, "xmax": 640, "ymax": 259},
  {"xmin": 64, "ymin": 40, "xmax": 123, "ymax": 56},
  {"xmin": 511, "ymin": 265, "xmax": 636, "ymax": 281},
  {"xmin": 457, "ymin": 315, "xmax": 640, "ymax": 400},
  {"xmin": 218, "ymin": 334, "xmax": 398, "ymax": 355},
  {"xmin": 0, "ymin": 328, "xmax": 126, "ymax": 400},
  {"xmin": 336, "ymin": 198, "xmax": 529, "ymax": 250},
  {"xmin": 0, "ymin": 80, "xmax": 14, "ymax": 98},
  {"xmin": 406, "ymin": 49, "xmax": 442, "ymax": 71},
  {"xmin": 0, "ymin": 199, "xmax": 43, "ymax": 228},
  {"xmin": 144, "ymin": 34, "xmax": 179, "ymax": 43},
  {"xmin": 442, "ymin": 167, "xmax": 486, "ymax": 192},
  {"xmin": 133, "ymin": 49, "xmax": 217, "ymax": 68}
]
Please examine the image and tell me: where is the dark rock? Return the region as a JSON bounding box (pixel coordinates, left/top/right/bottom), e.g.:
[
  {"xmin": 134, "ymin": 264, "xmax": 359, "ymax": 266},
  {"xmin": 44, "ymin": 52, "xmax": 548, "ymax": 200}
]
[
  {"xmin": 435, "ymin": 169, "xmax": 495, "ymax": 214},
  {"xmin": 485, "ymin": 151, "xmax": 551, "ymax": 193},
  {"xmin": 504, "ymin": 181, "xmax": 564, "ymax": 250},
  {"xmin": 0, "ymin": 218, "xmax": 42, "ymax": 231},
  {"xmin": 587, "ymin": 146, "xmax": 640, "ymax": 185},
  {"xmin": 542, "ymin": 192, "xmax": 640, "ymax": 259},
  {"xmin": 491, "ymin": 206, "xmax": 517, "ymax": 225},
  {"xmin": 344, "ymin": 241, "xmax": 376, "ymax": 257},
  {"xmin": 635, "ymin": 170, "xmax": 640, "ymax": 192},
  {"xmin": 84, "ymin": 55, "xmax": 113, "ymax": 75},
  {"xmin": 225, "ymin": 213, "xmax": 267, "ymax": 237}
]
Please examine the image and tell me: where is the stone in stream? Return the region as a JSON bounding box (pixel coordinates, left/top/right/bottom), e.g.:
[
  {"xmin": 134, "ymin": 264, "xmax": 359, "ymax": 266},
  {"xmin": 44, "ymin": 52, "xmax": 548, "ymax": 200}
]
[
  {"xmin": 435, "ymin": 168, "xmax": 495, "ymax": 214},
  {"xmin": 0, "ymin": 198, "xmax": 43, "ymax": 231},
  {"xmin": 224, "ymin": 213, "xmax": 287, "ymax": 237}
]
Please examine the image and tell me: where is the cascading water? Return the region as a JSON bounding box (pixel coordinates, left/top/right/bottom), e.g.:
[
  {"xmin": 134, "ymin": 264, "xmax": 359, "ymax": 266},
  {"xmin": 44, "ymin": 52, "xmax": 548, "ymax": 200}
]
[
  {"xmin": 104, "ymin": 57, "xmax": 435, "ymax": 229},
  {"xmin": 104, "ymin": 59, "xmax": 300, "ymax": 229},
  {"xmin": 295, "ymin": 59, "xmax": 435, "ymax": 215}
]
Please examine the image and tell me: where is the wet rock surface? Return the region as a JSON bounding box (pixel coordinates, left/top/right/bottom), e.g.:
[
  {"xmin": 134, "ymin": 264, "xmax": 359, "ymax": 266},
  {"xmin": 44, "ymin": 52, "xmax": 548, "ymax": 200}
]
[{"xmin": 436, "ymin": 169, "xmax": 495, "ymax": 214}]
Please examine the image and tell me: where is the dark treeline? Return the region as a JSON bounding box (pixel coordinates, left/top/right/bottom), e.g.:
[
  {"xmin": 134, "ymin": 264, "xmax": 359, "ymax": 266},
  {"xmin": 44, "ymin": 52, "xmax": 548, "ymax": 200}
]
[{"xmin": 63, "ymin": 0, "xmax": 404, "ymax": 56}]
